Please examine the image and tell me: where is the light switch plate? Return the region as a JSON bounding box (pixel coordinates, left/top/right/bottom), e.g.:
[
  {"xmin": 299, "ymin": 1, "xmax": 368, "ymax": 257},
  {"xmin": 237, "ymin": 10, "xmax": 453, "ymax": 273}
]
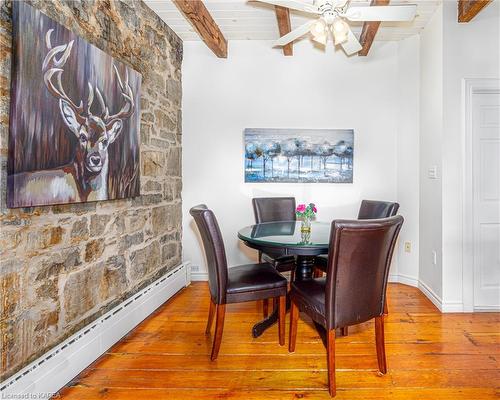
[
  {"xmin": 428, "ymin": 166, "xmax": 438, "ymax": 179},
  {"xmin": 404, "ymin": 241, "xmax": 411, "ymax": 253}
]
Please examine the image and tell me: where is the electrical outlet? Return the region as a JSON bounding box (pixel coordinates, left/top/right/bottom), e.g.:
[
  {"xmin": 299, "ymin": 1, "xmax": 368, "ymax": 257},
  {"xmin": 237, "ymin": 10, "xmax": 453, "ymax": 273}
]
[
  {"xmin": 404, "ymin": 241, "xmax": 411, "ymax": 253},
  {"xmin": 191, "ymin": 265, "xmax": 200, "ymax": 272},
  {"xmin": 432, "ymin": 250, "xmax": 437, "ymax": 265}
]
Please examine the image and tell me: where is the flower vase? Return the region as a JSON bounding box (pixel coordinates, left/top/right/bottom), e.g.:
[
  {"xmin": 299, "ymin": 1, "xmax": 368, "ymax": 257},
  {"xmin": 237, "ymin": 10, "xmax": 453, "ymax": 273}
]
[
  {"xmin": 300, "ymin": 217, "xmax": 311, "ymax": 233},
  {"xmin": 299, "ymin": 230, "xmax": 311, "ymax": 245}
]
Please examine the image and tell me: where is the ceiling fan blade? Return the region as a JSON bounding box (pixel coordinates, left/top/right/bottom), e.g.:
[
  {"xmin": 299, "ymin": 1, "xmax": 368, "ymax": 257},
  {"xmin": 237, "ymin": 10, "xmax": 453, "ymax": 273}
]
[
  {"xmin": 255, "ymin": 0, "xmax": 321, "ymax": 14},
  {"xmin": 275, "ymin": 20, "xmax": 316, "ymax": 46},
  {"xmin": 333, "ymin": 0, "xmax": 350, "ymax": 8},
  {"xmin": 343, "ymin": 5, "xmax": 417, "ymax": 21},
  {"xmin": 340, "ymin": 27, "xmax": 362, "ymax": 56}
]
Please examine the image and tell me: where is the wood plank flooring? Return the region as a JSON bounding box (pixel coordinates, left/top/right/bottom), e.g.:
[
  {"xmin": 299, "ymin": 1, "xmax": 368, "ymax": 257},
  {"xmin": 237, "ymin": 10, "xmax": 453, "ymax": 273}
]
[{"xmin": 57, "ymin": 282, "xmax": 500, "ymax": 399}]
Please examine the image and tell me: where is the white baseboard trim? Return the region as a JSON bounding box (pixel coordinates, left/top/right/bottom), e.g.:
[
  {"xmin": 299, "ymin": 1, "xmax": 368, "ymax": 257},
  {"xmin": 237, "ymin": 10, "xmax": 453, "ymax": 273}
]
[
  {"xmin": 0, "ymin": 263, "xmax": 190, "ymax": 397},
  {"xmin": 186, "ymin": 264, "xmax": 465, "ymax": 314},
  {"xmin": 474, "ymin": 305, "xmax": 500, "ymax": 312},
  {"xmin": 418, "ymin": 279, "xmax": 443, "ymax": 312},
  {"xmin": 389, "ymin": 274, "xmax": 453, "ymax": 312},
  {"xmin": 194, "ymin": 270, "xmax": 422, "ymax": 291},
  {"xmin": 190, "ymin": 271, "xmax": 209, "ymax": 281},
  {"xmin": 394, "ymin": 273, "xmax": 419, "ymax": 288},
  {"xmin": 416, "ymin": 281, "xmax": 465, "ymax": 313},
  {"xmin": 441, "ymin": 302, "xmax": 465, "ymax": 313}
]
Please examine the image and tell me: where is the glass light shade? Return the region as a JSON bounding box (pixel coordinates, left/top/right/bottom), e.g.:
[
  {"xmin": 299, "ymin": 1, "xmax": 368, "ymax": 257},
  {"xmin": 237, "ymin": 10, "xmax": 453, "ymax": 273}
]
[
  {"xmin": 312, "ymin": 33, "xmax": 327, "ymax": 45},
  {"xmin": 331, "ymin": 18, "xmax": 349, "ymax": 45},
  {"xmin": 333, "ymin": 31, "xmax": 348, "ymax": 45},
  {"xmin": 332, "ymin": 18, "xmax": 348, "ymax": 35},
  {"xmin": 310, "ymin": 19, "xmax": 327, "ymax": 37}
]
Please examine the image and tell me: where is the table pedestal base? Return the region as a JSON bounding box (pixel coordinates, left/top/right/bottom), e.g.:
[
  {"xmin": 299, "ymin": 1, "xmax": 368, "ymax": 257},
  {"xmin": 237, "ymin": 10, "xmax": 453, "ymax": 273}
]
[
  {"xmin": 295, "ymin": 255, "xmax": 316, "ymax": 281},
  {"xmin": 252, "ymin": 255, "xmax": 313, "ymax": 338},
  {"xmin": 252, "ymin": 307, "xmax": 279, "ymax": 338}
]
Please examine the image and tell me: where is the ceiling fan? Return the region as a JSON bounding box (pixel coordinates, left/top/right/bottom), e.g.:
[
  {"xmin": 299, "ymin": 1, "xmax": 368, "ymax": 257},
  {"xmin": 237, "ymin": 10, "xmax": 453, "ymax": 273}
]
[{"xmin": 255, "ymin": 0, "xmax": 417, "ymax": 55}]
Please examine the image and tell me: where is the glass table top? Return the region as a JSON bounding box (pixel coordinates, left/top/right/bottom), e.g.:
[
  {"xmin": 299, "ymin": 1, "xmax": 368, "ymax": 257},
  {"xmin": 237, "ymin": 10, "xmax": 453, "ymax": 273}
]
[{"xmin": 237, "ymin": 221, "xmax": 331, "ymax": 248}]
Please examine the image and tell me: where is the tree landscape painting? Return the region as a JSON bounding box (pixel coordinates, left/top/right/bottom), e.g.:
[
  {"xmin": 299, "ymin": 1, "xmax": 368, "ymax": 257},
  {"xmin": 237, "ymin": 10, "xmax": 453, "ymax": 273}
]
[
  {"xmin": 7, "ymin": 2, "xmax": 141, "ymax": 208},
  {"xmin": 244, "ymin": 128, "xmax": 354, "ymax": 183}
]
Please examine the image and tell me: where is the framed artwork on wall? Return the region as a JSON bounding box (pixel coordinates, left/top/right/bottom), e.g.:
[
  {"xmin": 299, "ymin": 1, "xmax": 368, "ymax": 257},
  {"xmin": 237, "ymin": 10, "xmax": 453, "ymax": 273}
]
[
  {"xmin": 7, "ymin": 1, "xmax": 142, "ymax": 208},
  {"xmin": 244, "ymin": 128, "xmax": 354, "ymax": 183}
]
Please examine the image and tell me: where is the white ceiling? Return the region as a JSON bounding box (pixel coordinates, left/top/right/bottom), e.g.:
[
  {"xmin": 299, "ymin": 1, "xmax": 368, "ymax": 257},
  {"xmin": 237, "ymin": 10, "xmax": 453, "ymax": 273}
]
[{"xmin": 145, "ymin": 0, "xmax": 441, "ymax": 42}]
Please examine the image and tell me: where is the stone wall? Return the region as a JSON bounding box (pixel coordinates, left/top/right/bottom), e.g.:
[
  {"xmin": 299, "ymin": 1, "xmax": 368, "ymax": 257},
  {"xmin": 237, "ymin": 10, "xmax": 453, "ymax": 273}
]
[{"xmin": 0, "ymin": 0, "xmax": 182, "ymax": 381}]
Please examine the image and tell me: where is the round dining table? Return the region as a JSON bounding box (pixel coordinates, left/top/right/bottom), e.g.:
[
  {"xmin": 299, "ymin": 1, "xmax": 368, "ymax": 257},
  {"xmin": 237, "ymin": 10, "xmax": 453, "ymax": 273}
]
[{"xmin": 237, "ymin": 220, "xmax": 331, "ymax": 338}]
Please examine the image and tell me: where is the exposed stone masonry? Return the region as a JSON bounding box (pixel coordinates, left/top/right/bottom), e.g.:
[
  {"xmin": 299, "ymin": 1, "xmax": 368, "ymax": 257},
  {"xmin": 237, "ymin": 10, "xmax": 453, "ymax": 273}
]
[{"xmin": 0, "ymin": 0, "xmax": 182, "ymax": 381}]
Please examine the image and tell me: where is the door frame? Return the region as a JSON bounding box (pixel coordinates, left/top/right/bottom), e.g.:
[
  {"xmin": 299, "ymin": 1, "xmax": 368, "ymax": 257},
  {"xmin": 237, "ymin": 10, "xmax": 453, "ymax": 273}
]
[{"xmin": 462, "ymin": 78, "xmax": 500, "ymax": 312}]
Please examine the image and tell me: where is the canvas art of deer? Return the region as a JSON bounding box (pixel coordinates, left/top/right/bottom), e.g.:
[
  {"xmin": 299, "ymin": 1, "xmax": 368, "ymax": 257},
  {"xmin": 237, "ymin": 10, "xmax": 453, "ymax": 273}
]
[{"xmin": 9, "ymin": 29, "xmax": 136, "ymax": 206}]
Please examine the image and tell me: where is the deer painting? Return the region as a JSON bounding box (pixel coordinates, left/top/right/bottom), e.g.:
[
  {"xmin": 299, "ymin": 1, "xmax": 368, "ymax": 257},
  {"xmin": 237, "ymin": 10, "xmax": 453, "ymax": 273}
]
[{"xmin": 8, "ymin": 2, "xmax": 141, "ymax": 208}]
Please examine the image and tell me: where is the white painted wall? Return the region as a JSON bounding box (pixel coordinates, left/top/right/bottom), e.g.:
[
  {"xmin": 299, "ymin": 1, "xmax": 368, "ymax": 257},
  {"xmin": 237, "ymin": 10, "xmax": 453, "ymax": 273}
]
[
  {"xmin": 396, "ymin": 35, "xmax": 420, "ymax": 286},
  {"xmin": 418, "ymin": 4, "xmax": 444, "ymax": 302},
  {"xmin": 181, "ymin": 3, "xmax": 500, "ymax": 311},
  {"xmin": 441, "ymin": 0, "xmax": 500, "ymax": 310},
  {"xmin": 182, "ymin": 40, "xmax": 403, "ymax": 276},
  {"xmin": 416, "ymin": 1, "xmax": 500, "ymax": 311}
]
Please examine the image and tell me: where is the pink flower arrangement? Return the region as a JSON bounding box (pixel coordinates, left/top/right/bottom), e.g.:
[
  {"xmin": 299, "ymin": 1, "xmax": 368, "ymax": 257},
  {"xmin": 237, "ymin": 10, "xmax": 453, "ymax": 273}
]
[{"xmin": 295, "ymin": 203, "xmax": 317, "ymax": 219}]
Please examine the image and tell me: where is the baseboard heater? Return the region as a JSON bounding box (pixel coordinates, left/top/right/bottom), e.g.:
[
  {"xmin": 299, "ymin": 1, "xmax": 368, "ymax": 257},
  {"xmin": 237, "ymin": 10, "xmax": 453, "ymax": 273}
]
[{"xmin": 0, "ymin": 262, "xmax": 191, "ymax": 397}]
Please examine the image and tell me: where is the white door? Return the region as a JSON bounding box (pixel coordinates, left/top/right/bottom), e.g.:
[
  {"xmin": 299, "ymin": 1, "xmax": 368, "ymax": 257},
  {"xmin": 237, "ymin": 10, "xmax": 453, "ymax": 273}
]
[{"xmin": 472, "ymin": 90, "xmax": 500, "ymax": 310}]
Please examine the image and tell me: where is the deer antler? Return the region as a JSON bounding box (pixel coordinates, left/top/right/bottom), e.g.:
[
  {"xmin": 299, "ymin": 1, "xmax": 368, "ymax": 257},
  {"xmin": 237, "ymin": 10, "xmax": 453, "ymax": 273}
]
[
  {"xmin": 105, "ymin": 64, "xmax": 135, "ymax": 128},
  {"xmin": 42, "ymin": 29, "xmax": 86, "ymax": 123},
  {"xmin": 86, "ymin": 82, "xmax": 94, "ymax": 116},
  {"xmin": 43, "ymin": 30, "xmax": 135, "ymax": 128},
  {"xmin": 95, "ymin": 87, "xmax": 107, "ymax": 118}
]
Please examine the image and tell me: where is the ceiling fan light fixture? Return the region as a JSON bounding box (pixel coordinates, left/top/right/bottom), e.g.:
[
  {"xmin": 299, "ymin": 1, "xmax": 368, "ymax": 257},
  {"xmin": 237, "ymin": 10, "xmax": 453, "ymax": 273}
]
[
  {"xmin": 332, "ymin": 17, "xmax": 348, "ymax": 36},
  {"xmin": 258, "ymin": 0, "xmax": 418, "ymax": 55},
  {"xmin": 309, "ymin": 19, "xmax": 327, "ymax": 38},
  {"xmin": 331, "ymin": 17, "xmax": 349, "ymax": 45}
]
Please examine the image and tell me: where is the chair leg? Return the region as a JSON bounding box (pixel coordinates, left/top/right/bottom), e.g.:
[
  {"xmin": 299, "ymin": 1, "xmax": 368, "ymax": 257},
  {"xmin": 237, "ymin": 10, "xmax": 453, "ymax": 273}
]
[
  {"xmin": 340, "ymin": 326, "xmax": 348, "ymax": 336},
  {"xmin": 278, "ymin": 295, "xmax": 286, "ymax": 346},
  {"xmin": 210, "ymin": 304, "xmax": 226, "ymax": 361},
  {"xmin": 263, "ymin": 299, "xmax": 269, "ymax": 318},
  {"xmin": 383, "ymin": 297, "xmax": 389, "ymax": 316},
  {"xmin": 327, "ymin": 329, "xmax": 336, "ymax": 397},
  {"xmin": 289, "ymin": 300, "xmax": 299, "ymax": 352},
  {"xmin": 206, "ymin": 299, "xmax": 216, "ymax": 334},
  {"xmin": 290, "ymin": 269, "xmax": 295, "ymax": 282},
  {"xmin": 375, "ymin": 315, "xmax": 387, "ymax": 374}
]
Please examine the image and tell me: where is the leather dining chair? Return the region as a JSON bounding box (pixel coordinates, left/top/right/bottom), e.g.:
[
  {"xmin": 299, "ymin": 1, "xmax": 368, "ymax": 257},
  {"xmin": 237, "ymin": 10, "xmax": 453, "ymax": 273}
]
[
  {"xmin": 315, "ymin": 200, "xmax": 400, "ymax": 274},
  {"xmin": 289, "ymin": 216, "xmax": 404, "ymax": 397},
  {"xmin": 314, "ymin": 200, "xmax": 400, "ymax": 336},
  {"xmin": 358, "ymin": 200, "xmax": 400, "ymax": 220},
  {"xmin": 190, "ymin": 204, "xmax": 288, "ymax": 361},
  {"xmin": 252, "ymin": 197, "xmax": 297, "ymax": 317}
]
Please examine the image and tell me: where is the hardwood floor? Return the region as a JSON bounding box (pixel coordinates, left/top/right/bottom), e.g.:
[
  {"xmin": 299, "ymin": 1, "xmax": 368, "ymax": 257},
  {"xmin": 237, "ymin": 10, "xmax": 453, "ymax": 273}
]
[{"xmin": 58, "ymin": 282, "xmax": 500, "ymax": 399}]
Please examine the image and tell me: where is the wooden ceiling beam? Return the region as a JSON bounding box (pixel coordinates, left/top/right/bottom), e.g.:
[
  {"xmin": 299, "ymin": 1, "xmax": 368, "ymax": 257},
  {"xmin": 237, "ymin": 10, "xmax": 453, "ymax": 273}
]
[
  {"xmin": 172, "ymin": 0, "xmax": 227, "ymax": 58},
  {"xmin": 458, "ymin": 0, "xmax": 492, "ymax": 22},
  {"xmin": 275, "ymin": 6, "xmax": 293, "ymax": 56},
  {"xmin": 358, "ymin": 0, "xmax": 390, "ymax": 57}
]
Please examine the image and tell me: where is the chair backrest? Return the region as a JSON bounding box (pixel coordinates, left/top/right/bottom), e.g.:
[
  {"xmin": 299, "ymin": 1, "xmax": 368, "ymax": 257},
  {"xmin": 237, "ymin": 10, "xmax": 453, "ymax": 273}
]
[
  {"xmin": 357, "ymin": 200, "xmax": 400, "ymax": 220},
  {"xmin": 252, "ymin": 197, "xmax": 296, "ymax": 223},
  {"xmin": 324, "ymin": 216, "xmax": 404, "ymax": 330},
  {"xmin": 189, "ymin": 205, "xmax": 228, "ymax": 304}
]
